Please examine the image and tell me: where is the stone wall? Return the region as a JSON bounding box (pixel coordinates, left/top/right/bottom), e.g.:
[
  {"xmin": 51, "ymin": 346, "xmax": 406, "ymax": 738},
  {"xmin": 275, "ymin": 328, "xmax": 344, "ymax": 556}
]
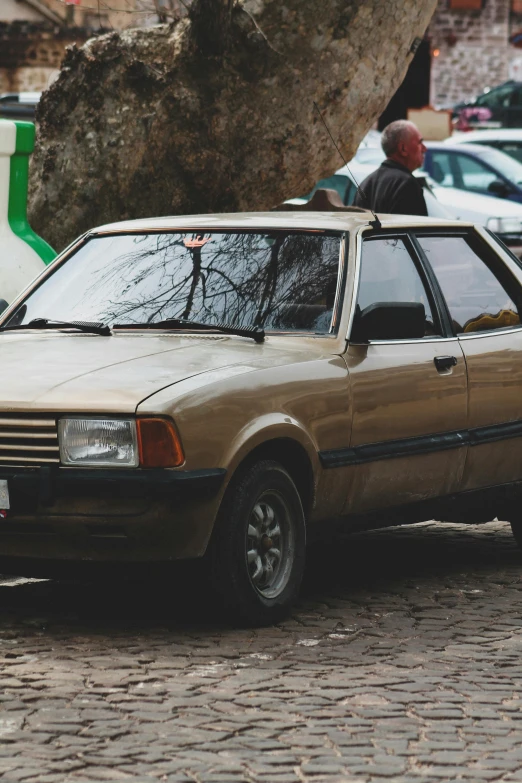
[
  {"xmin": 0, "ymin": 22, "xmax": 94, "ymax": 92},
  {"xmin": 429, "ymin": 0, "xmax": 522, "ymax": 107},
  {"xmin": 0, "ymin": 0, "xmax": 188, "ymax": 94}
]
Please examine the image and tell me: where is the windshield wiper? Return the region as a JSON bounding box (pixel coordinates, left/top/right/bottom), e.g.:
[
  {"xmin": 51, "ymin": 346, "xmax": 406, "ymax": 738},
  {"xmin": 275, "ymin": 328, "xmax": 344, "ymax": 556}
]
[
  {"xmin": 0, "ymin": 318, "xmax": 111, "ymax": 336},
  {"xmin": 112, "ymin": 318, "xmax": 265, "ymax": 343}
]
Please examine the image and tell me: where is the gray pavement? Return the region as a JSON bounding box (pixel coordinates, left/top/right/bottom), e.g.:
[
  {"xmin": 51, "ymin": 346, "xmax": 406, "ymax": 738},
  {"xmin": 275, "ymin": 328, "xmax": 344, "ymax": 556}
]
[{"xmin": 0, "ymin": 520, "xmax": 521, "ymax": 782}]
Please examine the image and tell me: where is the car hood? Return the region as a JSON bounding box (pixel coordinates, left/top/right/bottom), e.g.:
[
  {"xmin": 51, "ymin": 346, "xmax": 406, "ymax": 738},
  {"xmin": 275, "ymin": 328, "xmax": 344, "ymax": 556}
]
[{"xmin": 0, "ymin": 331, "xmax": 316, "ymax": 413}]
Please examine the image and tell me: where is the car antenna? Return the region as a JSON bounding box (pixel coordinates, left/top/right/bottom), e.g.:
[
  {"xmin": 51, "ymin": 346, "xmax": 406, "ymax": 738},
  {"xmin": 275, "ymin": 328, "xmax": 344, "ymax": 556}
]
[{"xmin": 313, "ymin": 101, "xmax": 382, "ymax": 231}]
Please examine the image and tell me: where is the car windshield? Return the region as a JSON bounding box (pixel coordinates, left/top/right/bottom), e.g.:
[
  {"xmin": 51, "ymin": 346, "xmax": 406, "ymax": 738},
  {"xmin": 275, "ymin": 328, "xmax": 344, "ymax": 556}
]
[
  {"xmin": 474, "ymin": 84, "xmax": 514, "ymax": 107},
  {"xmin": 474, "ymin": 147, "xmax": 522, "ymax": 184},
  {"xmin": 5, "ymin": 230, "xmax": 344, "ymax": 335}
]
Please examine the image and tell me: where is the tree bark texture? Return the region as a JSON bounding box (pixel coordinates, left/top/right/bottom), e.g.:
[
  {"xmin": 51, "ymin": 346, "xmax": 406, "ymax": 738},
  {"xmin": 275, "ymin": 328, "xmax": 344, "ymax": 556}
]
[{"xmin": 29, "ymin": 0, "xmax": 438, "ymax": 250}]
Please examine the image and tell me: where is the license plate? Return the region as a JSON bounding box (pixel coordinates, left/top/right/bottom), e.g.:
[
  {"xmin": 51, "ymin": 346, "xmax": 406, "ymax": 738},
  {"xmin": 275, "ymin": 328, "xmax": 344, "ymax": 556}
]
[{"xmin": 0, "ymin": 480, "xmax": 10, "ymax": 510}]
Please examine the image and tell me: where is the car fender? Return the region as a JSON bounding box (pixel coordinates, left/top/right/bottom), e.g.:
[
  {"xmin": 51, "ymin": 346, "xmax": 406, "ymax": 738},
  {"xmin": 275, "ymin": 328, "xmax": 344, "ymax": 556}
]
[{"xmin": 222, "ymin": 412, "xmax": 321, "ymax": 483}]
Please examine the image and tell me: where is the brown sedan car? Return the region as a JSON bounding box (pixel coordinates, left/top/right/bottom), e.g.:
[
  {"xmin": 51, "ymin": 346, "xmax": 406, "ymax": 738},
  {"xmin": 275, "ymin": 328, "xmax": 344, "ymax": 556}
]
[{"xmin": 0, "ymin": 211, "xmax": 521, "ymax": 623}]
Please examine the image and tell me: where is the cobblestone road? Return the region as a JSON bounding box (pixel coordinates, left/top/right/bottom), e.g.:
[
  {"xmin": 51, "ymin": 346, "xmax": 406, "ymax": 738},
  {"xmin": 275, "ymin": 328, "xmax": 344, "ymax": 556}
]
[{"xmin": 0, "ymin": 520, "xmax": 522, "ymax": 783}]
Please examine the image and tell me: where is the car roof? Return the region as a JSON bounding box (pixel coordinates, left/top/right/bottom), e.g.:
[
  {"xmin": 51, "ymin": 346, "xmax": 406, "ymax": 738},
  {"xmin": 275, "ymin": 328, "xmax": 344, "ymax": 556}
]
[
  {"xmin": 451, "ymin": 129, "xmax": 522, "ymax": 142},
  {"xmin": 91, "ymin": 211, "xmax": 468, "ymax": 235},
  {"xmin": 426, "ymin": 141, "xmax": 495, "ymax": 154}
]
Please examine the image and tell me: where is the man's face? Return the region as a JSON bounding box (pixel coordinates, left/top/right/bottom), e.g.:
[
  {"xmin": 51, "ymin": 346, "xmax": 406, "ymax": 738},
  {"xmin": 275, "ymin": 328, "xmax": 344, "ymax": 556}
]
[{"xmin": 400, "ymin": 127, "xmax": 426, "ymax": 172}]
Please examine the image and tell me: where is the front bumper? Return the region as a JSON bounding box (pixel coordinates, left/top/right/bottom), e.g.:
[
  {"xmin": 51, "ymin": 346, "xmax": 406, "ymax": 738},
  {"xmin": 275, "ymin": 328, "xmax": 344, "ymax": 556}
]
[{"xmin": 0, "ymin": 465, "xmax": 226, "ymax": 567}]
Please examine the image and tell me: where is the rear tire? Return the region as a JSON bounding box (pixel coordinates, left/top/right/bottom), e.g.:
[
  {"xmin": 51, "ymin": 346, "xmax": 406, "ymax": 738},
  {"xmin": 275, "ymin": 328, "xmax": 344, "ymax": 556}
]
[{"xmin": 208, "ymin": 460, "xmax": 306, "ymax": 626}]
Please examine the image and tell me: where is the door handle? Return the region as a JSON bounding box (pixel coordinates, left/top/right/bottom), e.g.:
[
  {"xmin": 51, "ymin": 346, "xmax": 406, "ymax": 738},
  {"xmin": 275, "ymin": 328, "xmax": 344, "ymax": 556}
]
[{"xmin": 434, "ymin": 355, "xmax": 458, "ymax": 372}]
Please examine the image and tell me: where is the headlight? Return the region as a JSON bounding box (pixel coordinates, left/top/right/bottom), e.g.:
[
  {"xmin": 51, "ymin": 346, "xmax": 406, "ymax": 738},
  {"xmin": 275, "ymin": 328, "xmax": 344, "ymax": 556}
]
[
  {"xmin": 59, "ymin": 418, "xmax": 138, "ymax": 467},
  {"xmin": 487, "ymin": 217, "xmax": 522, "ymax": 234}
]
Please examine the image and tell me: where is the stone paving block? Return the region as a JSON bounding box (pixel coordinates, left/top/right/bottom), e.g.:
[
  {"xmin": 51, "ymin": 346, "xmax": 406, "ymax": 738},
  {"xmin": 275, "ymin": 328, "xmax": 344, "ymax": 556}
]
[
  {"xmin": 165, "ymin": 776, "xmax": 195, "ymax": 783},
  {"xmin": 0, "ymin": 769, "xmax": 46, "ymax": 781},
  {"xmin": 459, "ymin": 769, "xmax": 517, "ymax": 780},
  {"xmin": 2, "ymin": 522, "xmax": 522, "ymax": 782}
]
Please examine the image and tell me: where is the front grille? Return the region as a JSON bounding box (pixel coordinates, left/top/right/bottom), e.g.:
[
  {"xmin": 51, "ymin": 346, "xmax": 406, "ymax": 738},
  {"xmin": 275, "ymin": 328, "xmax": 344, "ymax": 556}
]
[{"xmin": 0, "ymin": 415, "xmax": 59, "ymax": 466}]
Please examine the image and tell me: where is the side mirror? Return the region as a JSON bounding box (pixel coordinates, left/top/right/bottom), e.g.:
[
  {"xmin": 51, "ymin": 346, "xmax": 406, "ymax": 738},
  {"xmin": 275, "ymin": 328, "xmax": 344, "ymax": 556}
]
[
  {"xmin": 0, "ymin": 300, "xmax": 9, "ymax": 316},
  {"xmin": 351, "ymin": 302, "xmax": 425, "ymax": 343},
  {"xmin": 488, "ymin": 179, "xmax": 512, "ymax": 198}
]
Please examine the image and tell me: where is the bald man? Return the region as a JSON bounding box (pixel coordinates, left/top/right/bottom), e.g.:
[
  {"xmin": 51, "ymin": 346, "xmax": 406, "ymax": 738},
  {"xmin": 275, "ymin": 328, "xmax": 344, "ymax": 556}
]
[{"xmin": 354, "ymin": 120, "xmax": 428, "ymax": 216}]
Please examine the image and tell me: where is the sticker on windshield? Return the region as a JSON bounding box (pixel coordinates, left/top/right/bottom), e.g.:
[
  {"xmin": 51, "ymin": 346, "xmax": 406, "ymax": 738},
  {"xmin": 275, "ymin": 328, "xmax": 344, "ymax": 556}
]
[{"xmin": 183, "ymin": 236, "xmax": 212, "ymax": 249}]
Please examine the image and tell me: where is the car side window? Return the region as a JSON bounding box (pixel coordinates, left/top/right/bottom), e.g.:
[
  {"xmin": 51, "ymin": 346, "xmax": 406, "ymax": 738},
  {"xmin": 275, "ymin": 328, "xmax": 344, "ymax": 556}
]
[
  {"xmin": 344, "ymin": 178, "xmax": 357, "ymax": 206},
  {"xmin": 417, "ymin": 235, "xmax": 521, "ymax": 334},
  {"xmin": 358, "ymin": 237, "xmax": 440, "ymax": 337},
  {"xmin": 509, "ymin": 87, "xmax": 522, "ymax": 107},
  {"xmin": 307, "ymin": 174, "xmax": 352, "ymax": 205},
  {"xmin": 453, "ymin": 154, "xmax": 498, "ymax": 193},
  {"xmin": 428, "ymin": 152, "xmax": 455, "ymax": 187}
]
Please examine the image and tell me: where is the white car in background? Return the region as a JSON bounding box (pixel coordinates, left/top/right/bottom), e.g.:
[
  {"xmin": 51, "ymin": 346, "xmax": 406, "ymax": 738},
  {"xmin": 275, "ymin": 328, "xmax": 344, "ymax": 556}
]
[
  {"xmin": 291, "ymin": 145, "xmax": 522, "ymax": 254},
  {"xmin": 449, "ymin": 129, "xmax": 522, "ymax": 164},
  {"xmin": 0, "ymin": 93, "xmax": 41, "ymax": 121}
]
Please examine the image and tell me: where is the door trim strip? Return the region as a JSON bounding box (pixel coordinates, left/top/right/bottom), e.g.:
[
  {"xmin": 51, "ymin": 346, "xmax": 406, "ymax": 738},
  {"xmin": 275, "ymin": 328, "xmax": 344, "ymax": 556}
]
[{"xmin": 319, "ymin": 419, "xmax": 522, "ymax": 469}]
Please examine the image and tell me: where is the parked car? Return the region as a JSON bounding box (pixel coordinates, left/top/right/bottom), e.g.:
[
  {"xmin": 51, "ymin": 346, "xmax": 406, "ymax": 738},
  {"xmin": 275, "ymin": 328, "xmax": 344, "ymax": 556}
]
[
  {"xmin": 449, "ymin": 129, "xmax": 522, "ymax": 164},
  {"xmin": 0, "ymin": 93, "xmax": 40, "ymax": 121},
  {"xmin": 423, "ymin": 141, "xmax": 522, "ymax": 204},
  {"xmin": 1, "ymin": 212, "xmax": 522, "ymax": 623},
  {"xmin": 295, "ymin": 155, "xmax": 453, "ymax": 219},
  {"xmin": 356, "ymin": 129, "xmax": 382, "ymax": 149},
  {"xmin": 453, "ymin": 81, "xmax": 522, "ymax": 129},
  {"xmin": 293, "ymin": 150, "xmax": 522, "ymax": 253}
]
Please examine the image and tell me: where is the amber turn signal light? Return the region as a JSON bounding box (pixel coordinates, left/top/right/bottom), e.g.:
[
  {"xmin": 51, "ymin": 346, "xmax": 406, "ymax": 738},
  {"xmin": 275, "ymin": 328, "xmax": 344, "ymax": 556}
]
[{"xmin": 137, "ymin": 418, "xmax": 185, "ymax": 468}]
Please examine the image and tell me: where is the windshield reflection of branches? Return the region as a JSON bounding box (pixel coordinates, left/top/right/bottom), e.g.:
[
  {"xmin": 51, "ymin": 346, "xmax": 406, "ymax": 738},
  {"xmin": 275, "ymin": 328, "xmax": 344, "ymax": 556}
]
[{"xmin": 40, "ymin": 232, "xmax": 341, "ymax": 331}]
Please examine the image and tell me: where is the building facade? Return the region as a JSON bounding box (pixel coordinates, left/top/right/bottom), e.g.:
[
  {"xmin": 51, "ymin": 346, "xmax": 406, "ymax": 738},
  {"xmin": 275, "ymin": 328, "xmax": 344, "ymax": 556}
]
[
  {"xmin": 429, "ymin": 0, "xmax": 522, "ymax": 108},
  {"xmin": 0, "ymin": 0, "xmax": 181, "ymax": 93}
]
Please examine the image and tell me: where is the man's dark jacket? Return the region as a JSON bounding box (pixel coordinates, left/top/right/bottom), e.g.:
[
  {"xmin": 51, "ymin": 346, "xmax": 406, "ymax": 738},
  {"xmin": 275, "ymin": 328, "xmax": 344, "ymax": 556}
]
[{"xmin": 353, "ymin": 159, "xmax": 428, "ymax": 216}]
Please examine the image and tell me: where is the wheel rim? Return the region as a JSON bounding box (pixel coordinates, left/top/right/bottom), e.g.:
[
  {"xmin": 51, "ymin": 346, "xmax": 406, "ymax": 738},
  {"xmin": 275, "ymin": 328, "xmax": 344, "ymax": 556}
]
[{"xmin": 245, "ymin": 489, "xmax": 295, "ymax": 599}]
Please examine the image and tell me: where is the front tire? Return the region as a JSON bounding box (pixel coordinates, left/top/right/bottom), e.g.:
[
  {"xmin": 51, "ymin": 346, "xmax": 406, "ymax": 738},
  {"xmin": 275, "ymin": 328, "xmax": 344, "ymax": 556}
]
[{"xmin": 208, "ymin": 460, "xmax": 306, "ymax": 626}]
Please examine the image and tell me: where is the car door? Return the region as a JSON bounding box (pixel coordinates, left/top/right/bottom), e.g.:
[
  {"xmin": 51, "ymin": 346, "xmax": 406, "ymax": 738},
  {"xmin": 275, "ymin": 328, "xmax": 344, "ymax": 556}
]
[
  {"xmin": 424, "ymin": 150, "xmax": 456, "ymax": 187},
  {"xmin": 427, "ymin": 149, "xmax": 516, "ymax": 201},
  {"xmin": 450, "ymin": 151, "xmax": 510, "ymax": 197},
  {"xmin": 343, "ymin": 232, "xmax": 467, "ymax": 516},
  {"xmin": 415, "ymin": 230, "xmax": 522, "ymax": 492}
]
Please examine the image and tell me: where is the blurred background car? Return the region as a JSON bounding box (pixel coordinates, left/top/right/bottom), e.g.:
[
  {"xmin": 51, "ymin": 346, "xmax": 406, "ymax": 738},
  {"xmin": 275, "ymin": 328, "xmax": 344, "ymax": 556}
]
[
  {"xmin": 449, "ymin": 129, "xmax": 522, "ymax": 164},
  {"xmin": 423, "ymin": 142, "xmax": 522, "ymax": 203},
  {"xmin": 452, "ymin": 81, "xmax": 522, "ymax": 129},
  {"xmin": 285, "ymin": 142, "xmax": 522, "ymax": 255},
  {"xmin": 0, "ymin": 93, "xmax": 41, "ymax": 121}
]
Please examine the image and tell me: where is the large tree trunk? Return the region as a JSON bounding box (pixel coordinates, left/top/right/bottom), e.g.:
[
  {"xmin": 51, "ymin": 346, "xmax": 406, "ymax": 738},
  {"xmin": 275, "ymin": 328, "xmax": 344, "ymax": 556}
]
[{"xmin": 29, "ymin": 0, "xmax": 437, "ymax": 251}]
